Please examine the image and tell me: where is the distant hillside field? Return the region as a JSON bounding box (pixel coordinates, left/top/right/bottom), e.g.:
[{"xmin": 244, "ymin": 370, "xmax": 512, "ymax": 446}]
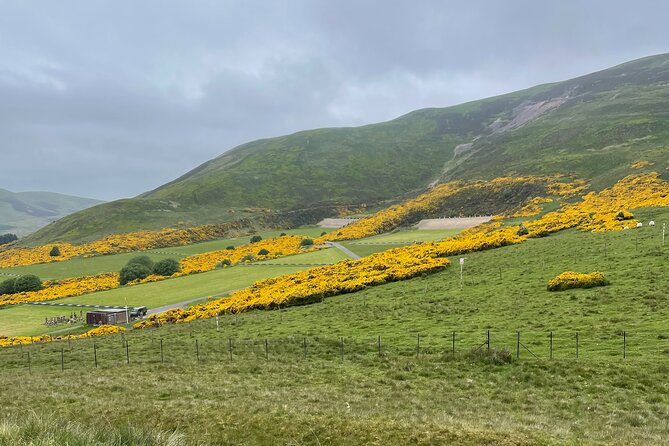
[
  {"xmin": 0, "ymin": 189, "xmax": 103, "ymax": 237},
  {"xmin": 27, "ymin": 53, "xmax": 669, "ymax": 244}
]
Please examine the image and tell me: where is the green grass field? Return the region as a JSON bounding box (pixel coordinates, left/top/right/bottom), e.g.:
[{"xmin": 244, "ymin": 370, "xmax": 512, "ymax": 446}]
[
  {"xmin": 357, "ymin": 228, "xmax": 461, "ymax": 243},
  {"xmin": 2, "ymin": 208, "xmax": 669, "ymax": 444},
  {"xmin": 0, "ymin": 227, "xmax": 326, "ymax": 280},
  {"xmin": 0, "ymin": 264, "xmax": 309, "ymax": 337},
  {"xmin": 257, "ymin": 247, "xmax": 349, "ymax": 264}
]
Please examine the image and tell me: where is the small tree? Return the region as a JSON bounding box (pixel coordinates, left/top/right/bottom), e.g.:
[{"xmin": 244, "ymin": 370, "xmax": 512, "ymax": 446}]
[
  {"xmin": 226, "ymin": 245, "xmax": 235, "ymax": 250},
  {"xmin": 250, "ymin": 235, "xmax": 262, "ymax": 243},
  {"xmin": 241, "ymin": 254, "xmax": 256, "ymax": 262},
  {"xmin": 0, "ymin": 278, "xmax": 16, "ymax": 295},
  {"xmin": 0, "ymin": 233, "xmax": 18, "ymax": 245},
  {"xmin": 152, "ymin": 258, "xmax": 181, "ymax": 276},
  {"xmin": 320, "ymin": 231, "xmax": 327, "ymax": 236},
  {"xmin": 279, "ymin": 233, "xmax": 287, "ymax": 237},
  {"xmin": 127, "ymin": 255, "xmax": 154, "ymax": 270},
  {"xmin": 14, "ymin": 275, "xmax": 42, "ymax": 293},
  {"xmin": 119, "ymin": 263, "xmax": 152, "ymax": 285},
  {"xmin": 257, "ymin": 248, "xmax": 270, "ymax": 256},
  {"xmin": 300, "ymin": 238, "xmax": 314, "ymax": 247},
  {"xmin": 49, "ymin": 246, "xmax": 61, "ymax": 257},
  {"xmin": 218, "ymin": 259, "xmax": 232, "ymax": 267},
  {"xmin": 516, "ymin": 225, "xmax": 529, "ymax": 236}
]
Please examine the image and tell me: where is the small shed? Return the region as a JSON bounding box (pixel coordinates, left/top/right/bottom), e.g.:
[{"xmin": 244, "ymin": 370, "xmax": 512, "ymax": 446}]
[{"xmin": 86, "ymin": 308, "xmax": 129, "ymax": 326}]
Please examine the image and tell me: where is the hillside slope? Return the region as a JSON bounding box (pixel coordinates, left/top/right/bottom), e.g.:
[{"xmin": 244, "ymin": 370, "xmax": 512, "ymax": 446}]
[
  {"xmin": 0, "ymin": 189, "xmax": 103, "ymax": 237},
  {"xmin": 27, "ymin": 53, "xmax": 669, "ymax": 244}
]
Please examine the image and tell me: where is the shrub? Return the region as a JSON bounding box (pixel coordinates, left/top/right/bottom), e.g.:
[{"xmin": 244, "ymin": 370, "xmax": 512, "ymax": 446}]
[
  {"xmin": 257, "ymin": 248, "xmax": 270, "ymax": 256},
  {"xmin": 49, "ymin": 246, "xmax": 61, "ymax": 257},
  {"xmin": 0, "ymin": 278, "xmax": 16, "ymax": 295},
  {"xmin": 240, "ymin": 254, "xmax": 256, "ymax": 262},
  {"xmin": 466, "ymin": 347, "xmax": 514, "ymax": 365},
  {"xmin": 14, "ymin": 275, "xmax": 43, "ymax": 293},
  {"xmin": 0, "ymin": 233, "xmax": 18, "ymax": 245},
  {"xmin": 218, "ymin": 259, "xmax": 232, "ymax": 267},
  {"xmin": 250, "ymin": 235, "xmax": 262, "ymax": 243},
  {"xmin": 119, "ymin": 263, "xmax": 152, "ymax": 285},
  {"xmin": 279, "ymin": 233, "xmax": 286, "ymax": 236},
  {"xmin": 126, "ymin": 255, "xmax": 154, "ymax": 270},
  {"xmin": 226, "ymin": 246, "xmax": 235, "ymax": 250},
  {"xmin": 152, "ymin": 258, "xmax": 181, "ymax": 276},
  {"xmin": 320, "ymin": 231, "xmax": 327, "ymax": 236},
  {"xmin": 547, "ymin": 271, "xmax": 609, "ymax": 291},
  {"xmin": 516, "ymin": 225, "xmax": 529, "ymax": 236},
  {"xmin": 300, "ymin": 238, "xmax": 314, "ymax": 247},
  {"xmin": 616, "ymin": 210, "xmax": 634, "ymax": 221}
]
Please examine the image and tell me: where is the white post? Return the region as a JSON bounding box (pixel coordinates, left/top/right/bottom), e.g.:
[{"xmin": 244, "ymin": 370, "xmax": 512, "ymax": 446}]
[
  {"xmin": 459, "ymin": 258, "xmax": 464, "ymax": 287},
  {"xmin": 216, "ymin": 316, "xmax": 220, "ymax": 332},
  {"xmin": 125, "ymin": 306, "xmax": 129, "ymax": 324}
]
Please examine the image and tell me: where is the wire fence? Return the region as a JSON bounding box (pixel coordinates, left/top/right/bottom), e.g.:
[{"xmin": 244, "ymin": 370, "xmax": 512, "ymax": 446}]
[{"xmin": 2, "ymin": 327, "xmax": 668, "ymax": 375}]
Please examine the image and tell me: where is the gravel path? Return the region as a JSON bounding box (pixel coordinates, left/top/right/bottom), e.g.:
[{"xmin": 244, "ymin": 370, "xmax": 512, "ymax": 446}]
[{"xmin": 327, "ymin": 242, "xmax": 361, "ymax": 260}]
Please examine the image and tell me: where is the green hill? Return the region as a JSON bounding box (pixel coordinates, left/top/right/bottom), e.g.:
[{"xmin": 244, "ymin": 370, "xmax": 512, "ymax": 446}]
[
  {"xmin": 27, "ymin": 53, "xmax": 669, "ymax": 244},
  {"xmin": 0, "ymin": 189, "xmax": 103, "ymax": 237}
]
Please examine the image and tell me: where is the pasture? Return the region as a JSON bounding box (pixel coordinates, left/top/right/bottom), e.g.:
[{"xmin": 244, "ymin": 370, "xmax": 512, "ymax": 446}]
[
  {"xmin": 2, "ymin": 209, "xmax": 669, "ymax": 444},
  {"xmin": 0, "ymin": 226, "xmax": 326, "ymax": 280}
]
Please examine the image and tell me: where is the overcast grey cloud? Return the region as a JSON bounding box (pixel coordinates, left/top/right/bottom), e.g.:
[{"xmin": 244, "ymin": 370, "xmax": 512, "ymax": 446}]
[{"xmin": 1, "ymin": 0, "xmax": 668, "ymax": 200}]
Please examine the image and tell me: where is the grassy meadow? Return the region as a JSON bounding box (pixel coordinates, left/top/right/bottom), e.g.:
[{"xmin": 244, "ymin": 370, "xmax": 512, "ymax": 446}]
[
  {"xmin": 1, "ymin": 209, "xmax": 669, "ymax": 444},
  {"xmin": 0, "ymin": 227, "xmax": 326, "ymax": 280}
]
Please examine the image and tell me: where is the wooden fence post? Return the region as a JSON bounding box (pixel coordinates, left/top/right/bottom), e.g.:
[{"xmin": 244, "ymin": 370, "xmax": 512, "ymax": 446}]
[
  {"xmin": 416, "ymin": 334, "xmax": 420, "ymax": 358},
  {"xmin": 623, "ymin": 331, "xmax": 626, "ymax": 359}
]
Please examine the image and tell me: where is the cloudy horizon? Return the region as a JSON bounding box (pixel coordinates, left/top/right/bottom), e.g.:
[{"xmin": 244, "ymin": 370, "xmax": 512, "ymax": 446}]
[{"xmin": 1, "ymin": 0, "xmax": 668, "ymax": 201}]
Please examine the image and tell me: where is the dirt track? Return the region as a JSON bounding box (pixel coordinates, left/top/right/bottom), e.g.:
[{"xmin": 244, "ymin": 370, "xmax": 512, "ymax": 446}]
[
  {"xmin": 414, "ymin": 216, "xmax": 492, "ymax": 229},
  {"xmin": 317, "ymin": 218, "xmax": 359, "ymax": 228}
]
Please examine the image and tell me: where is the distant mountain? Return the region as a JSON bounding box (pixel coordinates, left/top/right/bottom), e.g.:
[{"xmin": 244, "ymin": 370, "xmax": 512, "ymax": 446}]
[
  {"xmin": 0, "ymin": 189, "xmax": 104, "ymax": 237},
  {"xmin": 26, "ymin": 53, "xmax": 669, "ymax": 244}
]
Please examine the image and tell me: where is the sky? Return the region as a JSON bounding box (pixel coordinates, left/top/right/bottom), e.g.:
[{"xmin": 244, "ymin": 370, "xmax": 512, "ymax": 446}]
[{"xmin": 1, "ymin": 1, "xmax": 668, "ymax": 201}]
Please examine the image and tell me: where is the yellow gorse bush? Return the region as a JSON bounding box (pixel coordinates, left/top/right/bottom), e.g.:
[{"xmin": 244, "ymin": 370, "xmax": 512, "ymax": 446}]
[
  {"xmin": 525, "ymin": 173, "xmax": 669, "ymax": 236},
  {"xmin": 134, "ymin": 222, "xmax": 529, "ymax": 329},
  {"xmin": 0, "ymin": 221, "xmax": 248, "ymax": 268},
  {"xmin": 319, "ymin": 176, "xmax": 587, "ymax": 243},
  {"xmin": 547, "ymin": 271, "xmax": 609, "ymax": 292},
  {"xmin": 135, "ymin": 243, "xmax": 451, "ymax": 328},
  {"xmin": 0, "ymin": 236, "xmax": 318, "ymax": 306},
  {"xmin": 135, "ymin": 172, "xmax": 669, "ymax": 329},
  {"xmin": 509, "ymin": 197, "xmax": 553, "ymax": 218},
  {"xmin": 0, "ymin": 273, "xmax": 119, "ymax": 306},
  {"xmin": 180, "ymin": 236, "xmax": 316, "ymax": 274},
  {"xmin": 631, "ymin": 160, "xmax": 654, "ymax": 169},
  {"xmin": 0, "ymin": 325, "xmax": 125, "ymax": 347}
]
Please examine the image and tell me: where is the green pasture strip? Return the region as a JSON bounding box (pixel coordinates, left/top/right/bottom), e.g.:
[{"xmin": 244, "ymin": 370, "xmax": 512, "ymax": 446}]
[
  {"xmin": 340, "ymin": 242, "xmax": 395, "ymax": 257},
  {"xmin": 0, "ymin": 305, "xmax": 88, "ymax": 337},
  {"xmin": 359, "ymin": 228, "xmax": 461, "ymax": 243},
  {"xmin": 0, "ymin": 265, "xmax": 308, "ymax": 337},
  {"xmin": 257, "ymin": 247, "xmax": 349, "ymax": 265},
  {"xmin": 0, "ymin": 226, "xmax": 326, "ymax": 280},
  {"xmin": 0, "ymin": 251, "xmax": 180, "ymax": 280}
]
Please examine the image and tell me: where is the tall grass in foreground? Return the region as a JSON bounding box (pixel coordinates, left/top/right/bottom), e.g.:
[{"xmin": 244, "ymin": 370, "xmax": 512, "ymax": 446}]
[{"xmin": 0, "ymin": 411, "xmax": 189, "ymax": 446}]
